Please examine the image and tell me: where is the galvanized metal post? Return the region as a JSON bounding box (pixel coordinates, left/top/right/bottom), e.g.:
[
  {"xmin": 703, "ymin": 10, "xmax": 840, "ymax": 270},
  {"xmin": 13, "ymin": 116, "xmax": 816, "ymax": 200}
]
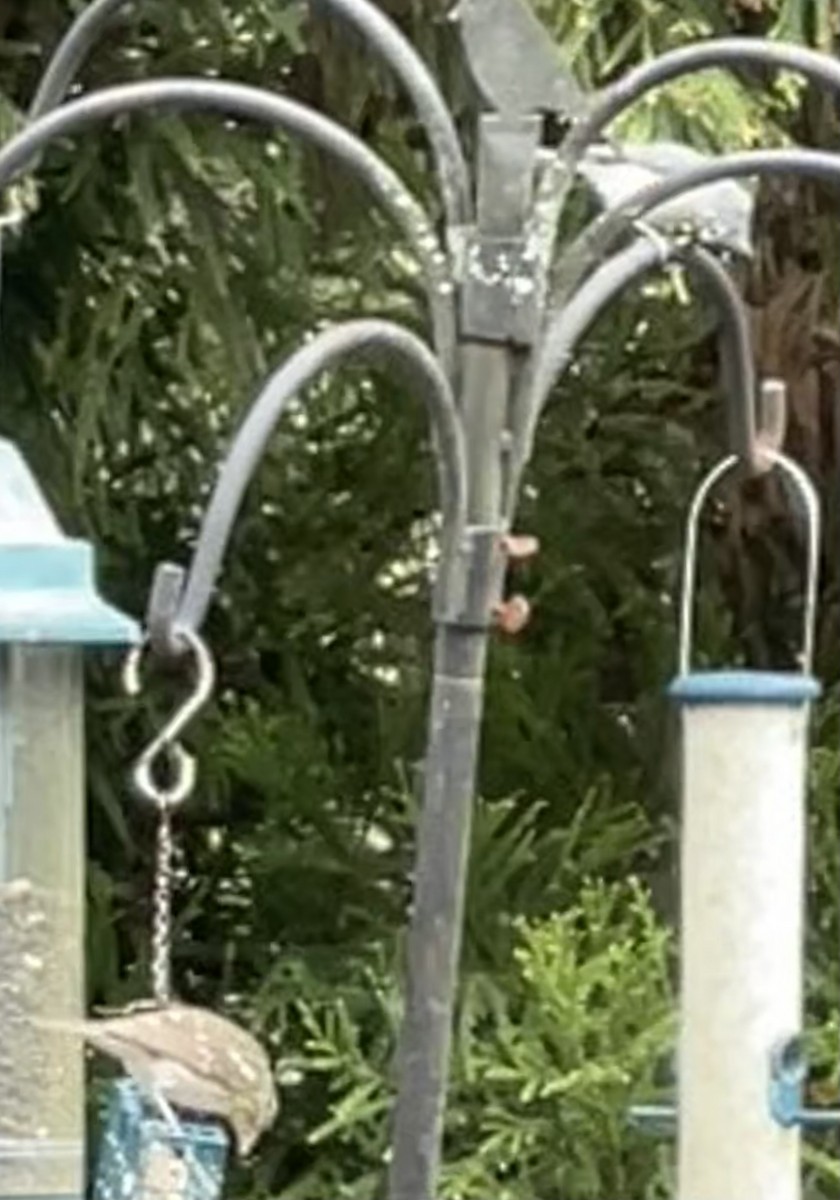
[{"xmin": 387, "ymin": 113, "xmax": 547, "ymax": 1200}]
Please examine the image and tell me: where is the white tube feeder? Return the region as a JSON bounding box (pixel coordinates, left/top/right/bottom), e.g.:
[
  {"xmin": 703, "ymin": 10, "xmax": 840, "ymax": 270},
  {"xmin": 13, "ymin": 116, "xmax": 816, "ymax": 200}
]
[
  {"xmin": 671, "ymin": 452, "xmax": 821, "ymax": 1200},
  {"xmin": 0, "ymin": 439, "xmax": 138, "ymax": 1200}
]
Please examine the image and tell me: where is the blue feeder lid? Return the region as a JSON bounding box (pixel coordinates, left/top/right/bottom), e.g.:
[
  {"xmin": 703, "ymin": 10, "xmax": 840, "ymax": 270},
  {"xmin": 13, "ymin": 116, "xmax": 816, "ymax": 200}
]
[
  {"xmin": 670, "ymin": 670, "xmax": 822, "ymax": 707},
  {"xmin": 0, "ymin": 439, "xmax": 139, "ymax": 645}
]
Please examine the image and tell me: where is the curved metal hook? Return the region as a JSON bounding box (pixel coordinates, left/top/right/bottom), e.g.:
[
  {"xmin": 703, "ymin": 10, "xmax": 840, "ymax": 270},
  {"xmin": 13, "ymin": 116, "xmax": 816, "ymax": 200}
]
[
  {"xmin": 123, "ymin": 626, "xmax": 216, "ymax": 807},
  {"xmin": 0, "ymin": 76, "xmax": 455, "ymax": 375},
  {"xmin": 28, "ymin": 0, "xmax": 471, "ymax": 227},
  {"xmin": 552, "ymin": 146, "xmax": 840, "ymax": 320},
  {"xmin": 568, "ymin": 39, "xmax": 840, "ymax": 160},
  {"xmin": 524, "ymin": 38, "xmax": 840, "ymax": 327},
  {"xmin": 507, "ymin": 236, "xmax": 780, "ymax": 520},
  {"xmin": 143, "ymin": 319, "xmax": 467, "ymax": 657},
  {"xmin": 29, "ymin": 0, "xmax": 135, "ymax": 120}
]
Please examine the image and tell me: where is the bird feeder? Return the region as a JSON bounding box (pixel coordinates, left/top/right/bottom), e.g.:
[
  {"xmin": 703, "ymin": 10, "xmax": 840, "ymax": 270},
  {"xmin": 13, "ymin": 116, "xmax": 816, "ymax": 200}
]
[
  {"xmin": 0, "ymin": 438, "xmax": 137, "ymax": 1200},
  {"xmin": 671, "ymin": 452, "xmax": 820, "ymax": 1200}
]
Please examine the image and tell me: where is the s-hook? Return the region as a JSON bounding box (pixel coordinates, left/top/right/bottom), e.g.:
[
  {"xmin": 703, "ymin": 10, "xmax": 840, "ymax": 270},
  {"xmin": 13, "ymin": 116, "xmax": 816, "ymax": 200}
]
[
  {"xmin": 123, "ymin": 627, "xmax": 216, "ymax": 808},
  {"xmin": 122, "ymin": 627, "xmax": 216, "ymax": 1005}
]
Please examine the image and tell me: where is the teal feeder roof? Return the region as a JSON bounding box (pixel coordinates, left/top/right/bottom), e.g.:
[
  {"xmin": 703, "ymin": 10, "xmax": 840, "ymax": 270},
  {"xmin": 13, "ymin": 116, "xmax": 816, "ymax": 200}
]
[{"xmin": 0, "ymin": 438, "xmax": 139, "ymax": 645}]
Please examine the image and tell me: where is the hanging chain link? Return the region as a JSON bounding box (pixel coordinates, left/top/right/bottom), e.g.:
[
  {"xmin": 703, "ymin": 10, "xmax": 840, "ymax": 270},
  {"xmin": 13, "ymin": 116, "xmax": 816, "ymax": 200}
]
[
  {"xmin": 122, "ymin": 628, "xmax": 216, "ymax": 1006},
  {"xmin": 151, "ymin": 801, "xmax": 175, "ymax": 1005}
]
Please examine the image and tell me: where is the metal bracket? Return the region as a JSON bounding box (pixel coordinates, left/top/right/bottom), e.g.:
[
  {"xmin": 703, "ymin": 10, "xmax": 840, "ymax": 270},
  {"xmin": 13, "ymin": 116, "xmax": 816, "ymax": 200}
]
[
  {"xmin": 434, "ymin": 525, "xmax": 506, "ymax": 629},
  {"xmin": 769, "ymin": 1037, "xmax": 840, "ymax": 1131},
  {"xmin": 755, "ymin": 378, "xmax": 788, "ymax": 468},
  {"xmin": 461, "ymin": 233, "xmax": 541, "ymax": 346},
  {"xmin": 627, "ymin": 1103, "xmax": 677, "ymax": 1136},
  {"xmin": 629, "ymin": 1037, "xmax": 840, "ymax": 1137},
  {"xmin": 460, "ymin": 115, "xmax": 543, "ymax": 346},
  {"xmin": 145, "ymin": 560, "xmax": 188, "ymax": 659}
]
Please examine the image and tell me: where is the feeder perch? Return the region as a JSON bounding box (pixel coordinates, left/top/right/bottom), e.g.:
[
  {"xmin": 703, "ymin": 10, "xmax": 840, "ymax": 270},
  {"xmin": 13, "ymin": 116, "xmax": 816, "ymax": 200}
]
[
  {"xmin": 768, "ymin": 1036, "xmax": 840, "ymax": 1131},
  {"xmin": 0, "ymin": 438, "xmax": 137, "ymax": 1200}
]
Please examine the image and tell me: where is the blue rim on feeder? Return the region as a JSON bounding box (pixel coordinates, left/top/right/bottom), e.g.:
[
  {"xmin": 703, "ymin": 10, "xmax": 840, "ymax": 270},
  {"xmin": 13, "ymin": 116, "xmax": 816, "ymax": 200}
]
[{"xmin": 0, "ymin": 438, "xmax": 138, "ymax": 1200}]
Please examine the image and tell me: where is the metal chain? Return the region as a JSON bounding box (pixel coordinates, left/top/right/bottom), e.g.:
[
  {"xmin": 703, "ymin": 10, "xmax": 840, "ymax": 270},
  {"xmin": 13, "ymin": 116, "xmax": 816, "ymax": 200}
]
[
  {"xmin": 122, "ymin": 628, "xmax": 216, "ymax": 1005},
  {"xmin": 152, "ymin": 800, "xmax": 175, "ymax": 1006}
]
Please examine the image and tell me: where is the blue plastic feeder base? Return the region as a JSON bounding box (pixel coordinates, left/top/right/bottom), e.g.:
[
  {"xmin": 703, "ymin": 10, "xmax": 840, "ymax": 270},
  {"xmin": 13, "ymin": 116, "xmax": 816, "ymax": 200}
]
[{"xmin": 93, "ymin": 1080, "xmax": 229, "ymax": 1200}]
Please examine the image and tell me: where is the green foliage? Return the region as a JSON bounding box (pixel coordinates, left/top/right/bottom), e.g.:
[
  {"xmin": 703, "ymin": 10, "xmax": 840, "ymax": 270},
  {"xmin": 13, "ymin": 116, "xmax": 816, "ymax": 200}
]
[
  {"xmin": 445, "ymin": 879, "xmax": 674, "ymax": 1200},
  {"xmin": 290, "ymin": 876, "xmax": 674, "ymax": 1200},
  {"xmin": 536, "ymin": 0, "xmax": 830, "ymax": 148},
  {"xmin": 801, "ymin": 694, "xmax": 840, "ymax": 1197}
]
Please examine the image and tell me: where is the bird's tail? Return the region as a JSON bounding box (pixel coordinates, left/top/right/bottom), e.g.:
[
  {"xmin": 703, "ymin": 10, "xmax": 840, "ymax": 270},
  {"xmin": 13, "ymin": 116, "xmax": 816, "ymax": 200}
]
[
  {"xmin": 29, "ymin": 1016, "xmax": 122, "ymax": 1060},
  {"xmin": 29, "ymin": 1015, "xmax": 87, "ymax": 1035}
]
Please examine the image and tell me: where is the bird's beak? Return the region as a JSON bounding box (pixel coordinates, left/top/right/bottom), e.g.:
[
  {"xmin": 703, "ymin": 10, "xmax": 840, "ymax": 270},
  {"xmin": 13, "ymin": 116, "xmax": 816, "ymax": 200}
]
[
  {"xmin": 233, "ymin": 1117, "xmax": 259, "ymax": 1159},
  {"xmin": 447, "ymin": 4, "xmax": 462, "ymax": 22}
]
